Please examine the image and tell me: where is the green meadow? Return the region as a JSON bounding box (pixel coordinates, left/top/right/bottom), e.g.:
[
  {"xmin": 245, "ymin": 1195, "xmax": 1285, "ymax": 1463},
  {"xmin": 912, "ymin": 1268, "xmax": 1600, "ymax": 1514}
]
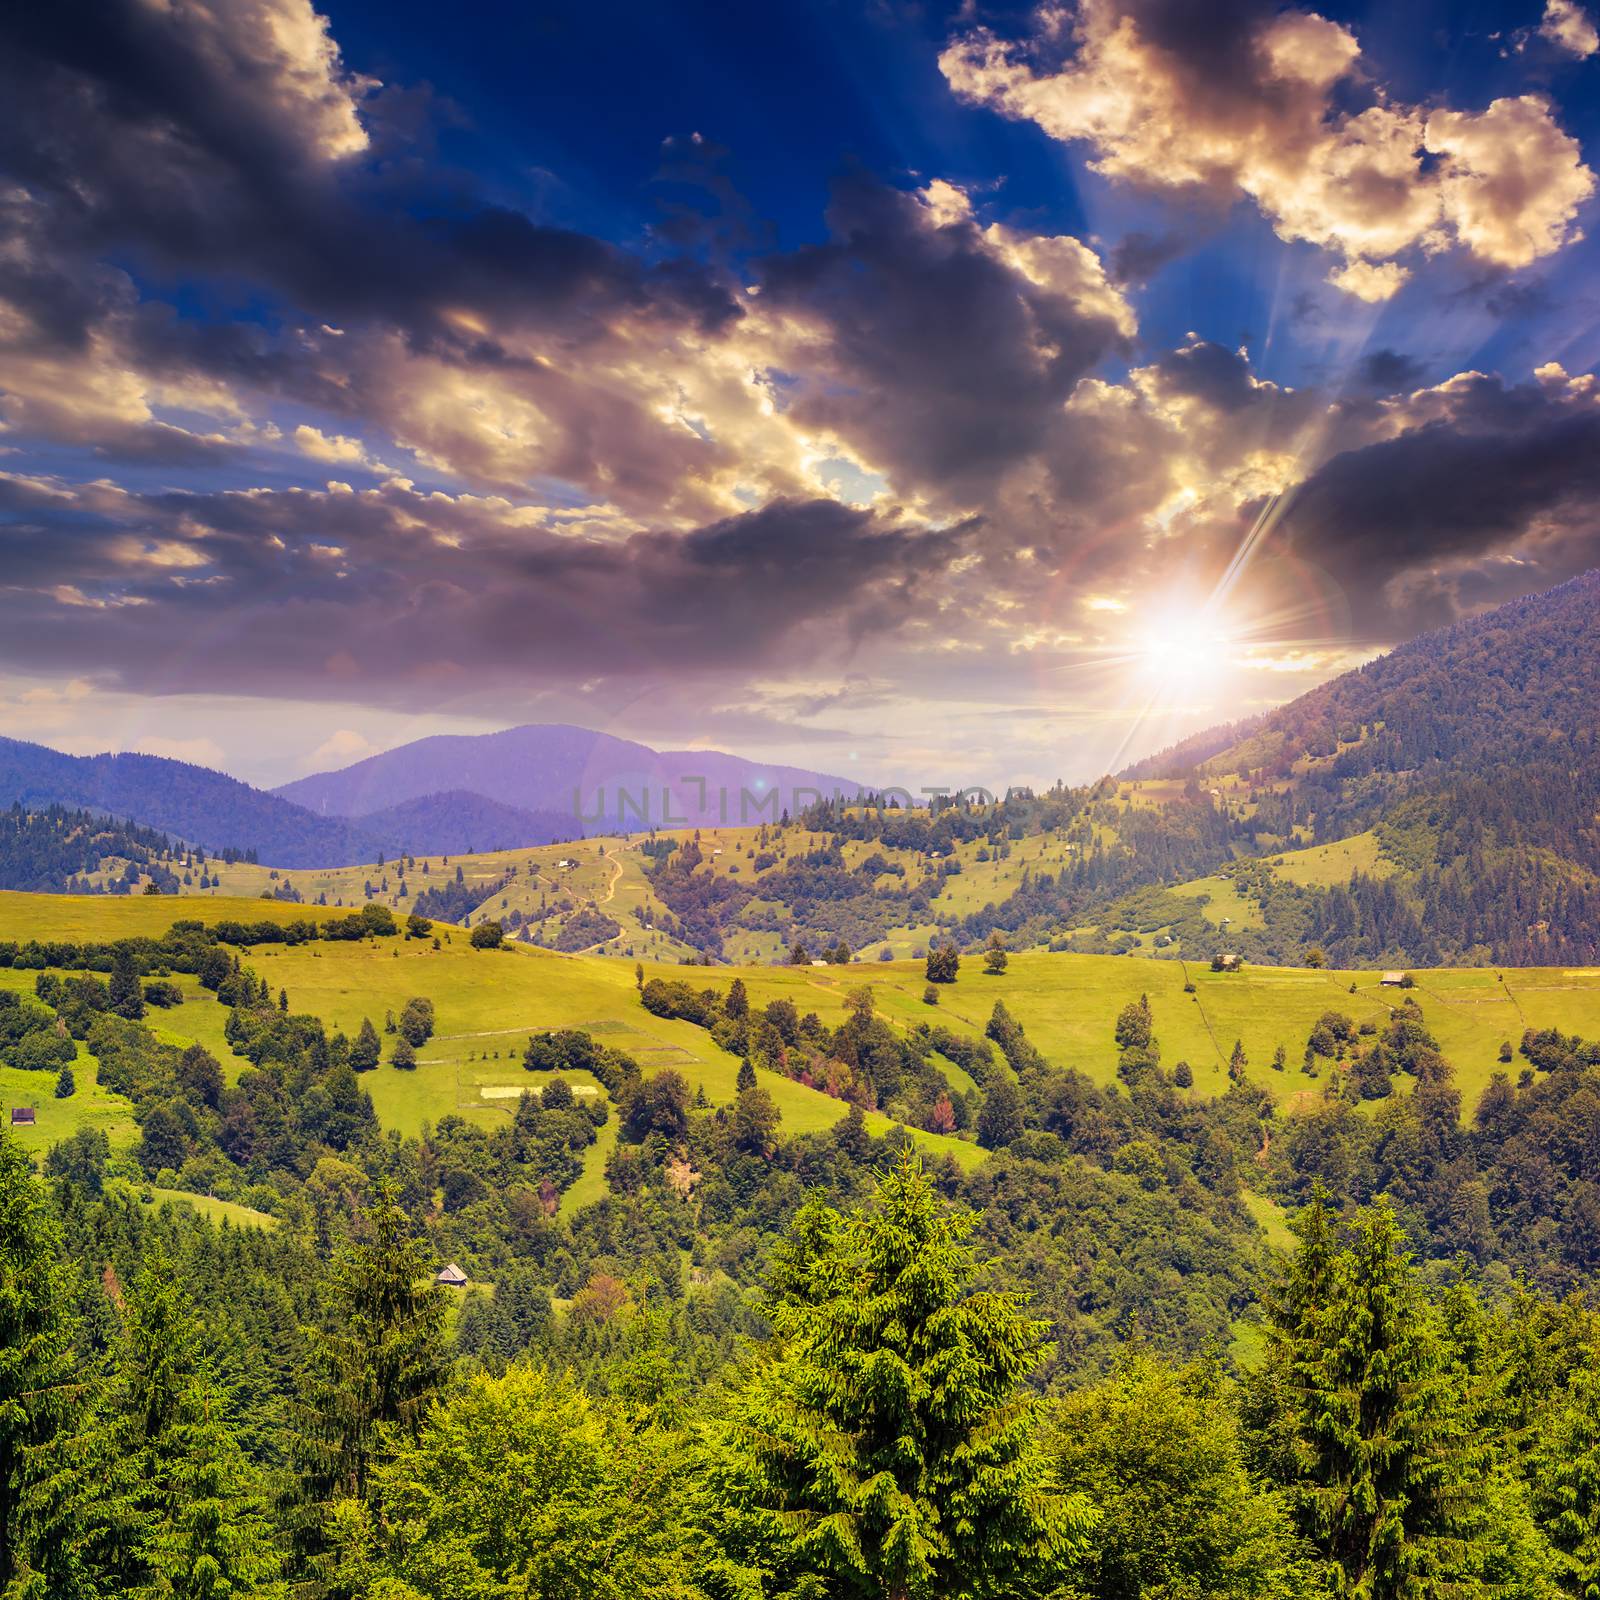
[{"xmin": 5, "ymin": 888, "xmax": 1599, "ymax": 1196}]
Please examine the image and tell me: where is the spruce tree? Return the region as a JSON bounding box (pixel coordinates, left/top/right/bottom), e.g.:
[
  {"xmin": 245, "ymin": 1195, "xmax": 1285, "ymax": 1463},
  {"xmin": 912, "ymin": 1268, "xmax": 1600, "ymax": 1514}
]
[
  {"xmin": 116, "ymin": 1251, "xmax": 285, "ymax": 1599},
  {"xmin": 110, "ymin": 947, "xmax": 145, "ymax": 1020},
  {"xmin": 350, "ymin": 1018, "xmax": 381, "ymax": 1073},
  {"xmin": 1264, "ymin": 1198, "xmax": 1491, "ymax": 1597},
  {"xmin": 1535, "ymin": 1353, "xmax": 1600, "ymax": 1595},
  {"xmin": 289, "ymin": 1188, "xmax": 447, "ymax": 1580},
  {"xmin": 721, "ymin": 1154, "xmax": 1095, "ymax": 1596}
]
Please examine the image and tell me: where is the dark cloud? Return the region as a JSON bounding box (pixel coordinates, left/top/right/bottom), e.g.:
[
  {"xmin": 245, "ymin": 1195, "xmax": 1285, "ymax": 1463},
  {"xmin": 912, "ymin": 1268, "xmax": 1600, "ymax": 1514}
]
[
  {"xmin": 1356, "ymin": 349, "xmax": 1426, "ymax": 393},
  {"xmin": 0, "ymin": 0, "xmax": 740, "ymax": 345},
  {"xmin": 1269, "ymin": 373, "xmax": 1600, "ymax": 629},
  {"xmin": 757, "ymin": 173, "xmax": 1131, "ymax": 499},
  {"xmin": 0, "ymin": 478, "xmax": 969, "ymax": 705},
  {"xmin": 1110, "ymin": 229, "xmax": 1186, "ymax": 284},
  {"xmin": 1147, "ymin": 339, "xmax": 1260, "ymax": 412}
]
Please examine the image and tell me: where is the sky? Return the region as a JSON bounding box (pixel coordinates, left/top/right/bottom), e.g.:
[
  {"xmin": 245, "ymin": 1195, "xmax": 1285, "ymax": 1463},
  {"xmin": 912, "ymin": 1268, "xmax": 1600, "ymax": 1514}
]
[{"xmin": 2, "ymin": 0, "xmax": 1599, "ymax": 792}]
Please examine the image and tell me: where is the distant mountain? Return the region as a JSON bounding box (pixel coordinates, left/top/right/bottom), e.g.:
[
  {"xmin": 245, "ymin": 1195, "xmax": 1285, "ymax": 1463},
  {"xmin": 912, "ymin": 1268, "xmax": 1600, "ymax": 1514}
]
[
  {"xmin": 0, "ymin": 736, "xmax": 379, "ymax": 870},
  {"xmin": 276, "ymin": 723, "xmax": 869, "ymax": 833},
  {"xmin": 355, "ymin": 790, "xmax": 577, "ymax": 856}
]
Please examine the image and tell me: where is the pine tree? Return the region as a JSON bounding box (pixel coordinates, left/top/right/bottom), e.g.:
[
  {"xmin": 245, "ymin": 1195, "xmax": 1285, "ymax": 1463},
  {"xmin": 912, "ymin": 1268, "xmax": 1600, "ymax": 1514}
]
[
  {"xmin": 350, "ymin": 1018, "xmax": 381, "ymax": 1073},
  {"xmin": 116, "ymin": 1251, "xmax": 286, "ymax": 1599},
  {"xmin": 1535, "ymin": 1352, "xmax": 1600, "ymax": 1595},
  {"xmin": 1229, "ymin": 1039, "xmax": 1248, "ymax": 1082},
  {"xmin": 736, "ymin": 1057, "xmax": 757, "ymax": 1093},
  {"xmin": 110, "ymin": 946, "xmax": 145, "ymax": 1020},
  {"xmin": 289, "ymin": 1188, "xmax": 447, "ymax": 1581},
  {"xmin": 1264, "ymin": 1198, "xmax": 1491, "ymax": 1597},
  {"xmin": 720, "ymin": 1155, "xmax": 1095, "ymax": 1595},
  {"xmin": 0, "ymin": 1132, "xmax": 130, "ymax": 1593}
]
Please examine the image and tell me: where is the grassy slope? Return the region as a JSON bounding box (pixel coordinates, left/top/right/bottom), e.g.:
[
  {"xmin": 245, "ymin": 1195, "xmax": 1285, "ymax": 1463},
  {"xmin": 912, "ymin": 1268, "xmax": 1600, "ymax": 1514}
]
[
  {"xmin": 1264, "ymin": 830, "xmax": 1394, "ymax": 886},
  {"xmin": 6, "ymin": 892, "xmax": 1600, "ymax": 1178}
]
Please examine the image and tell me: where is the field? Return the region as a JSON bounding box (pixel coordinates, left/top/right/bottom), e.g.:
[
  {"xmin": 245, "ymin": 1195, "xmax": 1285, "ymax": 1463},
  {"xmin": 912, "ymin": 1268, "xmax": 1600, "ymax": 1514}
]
[{"xmin": 6, "ymin": 889, "xmax": 1600, "ymax": 1197}]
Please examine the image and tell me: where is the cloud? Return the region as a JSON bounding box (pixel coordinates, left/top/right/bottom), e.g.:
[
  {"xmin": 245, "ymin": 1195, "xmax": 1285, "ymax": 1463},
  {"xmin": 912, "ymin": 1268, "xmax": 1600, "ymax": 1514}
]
[
  {"xmin": 1262, "ymin": 365, "xmax": 1600, "ymax": 630},
  {"xmin": 302, "ymin": 727, "xmax": 382, "ymax": 770},
  {"xmin": 1541, "ymin": 0, "xmax": 1599, "ymax": 58},
  {"xmin": 940, "ymin": 0, "xmax": 1594, "ymax": 298},
  {"xmin": 293, "ymin": 425, "xmax": 368, "ymax": 464},
  {"xmin": 754, "ymin": 174, "xmax": 1133, "ymax": 500},
  {"xmin": 0, "ymin": 474, "xmax": 974, "ymax": 706}
]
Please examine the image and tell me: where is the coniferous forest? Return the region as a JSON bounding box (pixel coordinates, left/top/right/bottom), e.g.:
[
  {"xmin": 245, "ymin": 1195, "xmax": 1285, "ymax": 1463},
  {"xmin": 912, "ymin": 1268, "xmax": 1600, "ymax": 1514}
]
[{"xmin": 14, "ymin": 1127, "xmax": 1600, "ymax": 1597}]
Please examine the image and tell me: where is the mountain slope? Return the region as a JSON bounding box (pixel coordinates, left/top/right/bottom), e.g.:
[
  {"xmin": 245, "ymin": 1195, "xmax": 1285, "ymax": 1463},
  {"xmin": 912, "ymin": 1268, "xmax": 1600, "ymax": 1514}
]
[
  {"xmin": 0, "ymin": 737, "xmax": 381, "ymax": 869},
  {"xmin": 276, "ymin": 723, "xmax": 868, "ymax": 832},
  {"xmin": 1113, "ymin": 570, "xmax": 1600, "ymax": 964},
  {"xmin": 355, "ymin": 790, "xmax": 577, "ymax": 856}
]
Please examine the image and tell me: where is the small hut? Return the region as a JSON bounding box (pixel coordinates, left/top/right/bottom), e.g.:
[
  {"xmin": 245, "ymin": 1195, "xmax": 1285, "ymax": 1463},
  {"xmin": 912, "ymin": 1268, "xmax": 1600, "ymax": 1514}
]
[
  {"xmin": 1380, "ymin": 971, "xmax": 1406, "ymax": 987},
  {"xmin": 10, "ymin": 1107, "xmax": 36, "ymax": 1127},
  {"xmin": 434, "ymin": 1262, "xmax": 469, "ymax": 1288}
]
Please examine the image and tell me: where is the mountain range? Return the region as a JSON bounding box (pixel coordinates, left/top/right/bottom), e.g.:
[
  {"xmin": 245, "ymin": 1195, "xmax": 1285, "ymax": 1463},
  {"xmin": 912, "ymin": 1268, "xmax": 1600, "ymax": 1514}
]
[{"xmin": 0, "ymin": 725, "xmax": 868, "ymax": 870}]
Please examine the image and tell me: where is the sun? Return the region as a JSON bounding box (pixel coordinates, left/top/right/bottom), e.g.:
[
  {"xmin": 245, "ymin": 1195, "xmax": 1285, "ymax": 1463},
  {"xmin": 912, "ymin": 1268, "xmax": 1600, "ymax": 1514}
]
[{"xmin": 1132, "ymin": 611, "xmax": 1238, "ymax": 689}]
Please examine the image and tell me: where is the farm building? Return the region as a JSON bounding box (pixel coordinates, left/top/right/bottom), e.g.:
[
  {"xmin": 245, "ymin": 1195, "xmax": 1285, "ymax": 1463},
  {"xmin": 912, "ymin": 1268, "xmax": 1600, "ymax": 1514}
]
[
  {"xmin": 10, "ymin": 1107, "xmax": 36, "ymax": 1127},
  {"xmin": 1380, "ymin": 971, "xmax": 1407, "ymax": 986},
  {"xmin": 434, "ymin": 1263, "xmax": 469, "ymax": 1288}
]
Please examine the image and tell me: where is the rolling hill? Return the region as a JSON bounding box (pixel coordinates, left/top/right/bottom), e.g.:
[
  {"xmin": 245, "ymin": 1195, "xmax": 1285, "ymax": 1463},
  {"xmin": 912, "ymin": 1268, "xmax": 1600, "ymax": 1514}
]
[{"xmin": 275, "ymin": 722, "xmax": 869, "ymax": 833}]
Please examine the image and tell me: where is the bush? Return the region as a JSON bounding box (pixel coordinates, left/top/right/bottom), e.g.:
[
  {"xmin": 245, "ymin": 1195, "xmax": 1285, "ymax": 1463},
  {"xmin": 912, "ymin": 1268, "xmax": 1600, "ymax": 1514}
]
[{"xmin": 470, "ymin": 921, "xmax": 504, "ymax": 950}]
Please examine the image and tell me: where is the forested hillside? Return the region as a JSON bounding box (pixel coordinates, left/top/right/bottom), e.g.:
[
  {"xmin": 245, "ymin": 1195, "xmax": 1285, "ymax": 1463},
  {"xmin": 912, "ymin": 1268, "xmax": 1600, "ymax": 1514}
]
[
  {"xmin": 0, "ymin": 804, "xmax": 200, "ymax": 893},
  {"xmin": 632, "ymin": 572, "xmax": 1600, "ymax": 967},
  {"xmin": 0, "ymin": 737, "xmax": 381, "ymax": 868}
]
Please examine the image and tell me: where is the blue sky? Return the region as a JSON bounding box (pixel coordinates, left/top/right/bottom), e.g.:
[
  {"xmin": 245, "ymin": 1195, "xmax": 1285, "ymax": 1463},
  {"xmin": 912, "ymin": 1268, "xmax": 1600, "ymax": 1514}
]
[{"xmin": 1, "ymin": 0, "xmax": 1598, "ymax": 788}]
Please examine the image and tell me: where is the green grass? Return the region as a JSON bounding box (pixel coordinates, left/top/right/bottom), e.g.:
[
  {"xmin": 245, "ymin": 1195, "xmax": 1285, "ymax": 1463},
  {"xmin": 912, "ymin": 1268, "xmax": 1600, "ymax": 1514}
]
[
  {"xmin": 1265, "ymin": 830, "xmax": 1394, "ymax": 887},
  {"xmin": 1169, "ymin": 874, "xmax": 1264, "ymax": 930},
  {"xmin": 117, "ymin": 1183, "xmax": 279, "ymax": 1231},
  {"xmin": 0, "ymin": 1053, "xmax": 138, "ymax": 1156},
  {"xmin": 561, "ymin": 1118, "xmax": 618, "ymax": 1216},
  {"xmin": 1243, "ymin": 1191, "xmax": 1295, "ymax": 1252},
  {"xmin": 0, "ymin": 889, "xmax": 317, "ymax": 941}
]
